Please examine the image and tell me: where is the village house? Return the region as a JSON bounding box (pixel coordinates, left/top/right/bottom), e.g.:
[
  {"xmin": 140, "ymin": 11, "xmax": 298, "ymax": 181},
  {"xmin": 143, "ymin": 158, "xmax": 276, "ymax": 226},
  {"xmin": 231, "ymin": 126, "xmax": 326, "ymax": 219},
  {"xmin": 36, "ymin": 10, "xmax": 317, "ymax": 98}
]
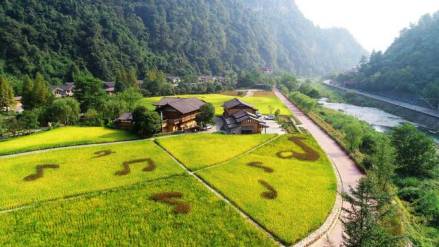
[
  {"xmin": 103, "ymin": 82, "xmax": 115, "ymax": 95},
  {"xmin": 52, "ymin": 82, "xmax": 75, "ymax": 98},
  {"xmin": 166, "ymin": 76, "xmax": 181, "ymax": 86},
  {"xmin": 115, "ymin": 112, "xmax": 133, "ymax": 130},
  {"xmin": 197, "ymin": 75, "xmax": 226, "ymax": 84},
  {"xmin": 222, "ymin": 98, "xmax": 267, "ymax": 134},
  {"xmin": 154, "ymin": 97, "xmax": 206, "ymax": 133}
]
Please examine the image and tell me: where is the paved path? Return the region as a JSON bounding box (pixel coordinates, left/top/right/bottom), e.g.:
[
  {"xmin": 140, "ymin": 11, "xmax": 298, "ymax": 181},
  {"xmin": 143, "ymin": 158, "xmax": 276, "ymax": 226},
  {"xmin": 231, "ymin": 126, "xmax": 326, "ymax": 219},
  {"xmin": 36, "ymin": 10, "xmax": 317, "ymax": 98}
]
[{"xmin": 274, "ymin": 88, "xmax": 364, "ymax": 246}]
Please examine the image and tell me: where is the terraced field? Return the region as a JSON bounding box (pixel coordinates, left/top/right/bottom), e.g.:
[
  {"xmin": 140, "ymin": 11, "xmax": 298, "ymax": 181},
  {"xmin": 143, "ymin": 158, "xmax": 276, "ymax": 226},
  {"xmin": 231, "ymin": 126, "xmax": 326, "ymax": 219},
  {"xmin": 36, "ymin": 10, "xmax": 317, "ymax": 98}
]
[{"xmin": 0, "ymin": 132, "xmax": 336, "ymax": 246}]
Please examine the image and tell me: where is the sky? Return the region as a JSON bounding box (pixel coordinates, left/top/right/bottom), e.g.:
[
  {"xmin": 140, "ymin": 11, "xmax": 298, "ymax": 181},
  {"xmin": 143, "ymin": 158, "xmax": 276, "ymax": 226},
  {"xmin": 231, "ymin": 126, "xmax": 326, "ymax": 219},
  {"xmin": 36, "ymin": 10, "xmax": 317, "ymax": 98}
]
[{"xmin": 295, "ymin": 0, "xmax": 439, "ymax": 52}]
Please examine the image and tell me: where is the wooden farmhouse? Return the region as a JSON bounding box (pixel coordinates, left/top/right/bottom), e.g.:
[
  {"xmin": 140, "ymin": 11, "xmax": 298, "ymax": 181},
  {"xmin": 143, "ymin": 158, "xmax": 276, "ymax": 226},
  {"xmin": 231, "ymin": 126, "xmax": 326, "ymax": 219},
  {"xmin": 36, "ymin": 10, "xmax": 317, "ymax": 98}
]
[
  {"xmin": 115, "ymin": 112, "xmax": 134, "ymax": 130},
  {"xmin": 52, "ymin": 82, "xmax": 75, "ymax": 98},
  {"xmin": 222, "ymin": 98, "xmax": 267, "ymax": 134},
  {"xmin": 154, "ymin": 97, "xmax": 206, "ymax": 133}
]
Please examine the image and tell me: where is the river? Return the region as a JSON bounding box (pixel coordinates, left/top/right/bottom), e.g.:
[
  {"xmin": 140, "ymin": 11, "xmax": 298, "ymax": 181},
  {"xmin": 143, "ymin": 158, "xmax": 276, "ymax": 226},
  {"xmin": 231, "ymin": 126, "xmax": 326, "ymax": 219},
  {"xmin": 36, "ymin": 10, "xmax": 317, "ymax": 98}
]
[{"xmin": 318, "ymin": 98, "xmax": 439, "ymax": 143}]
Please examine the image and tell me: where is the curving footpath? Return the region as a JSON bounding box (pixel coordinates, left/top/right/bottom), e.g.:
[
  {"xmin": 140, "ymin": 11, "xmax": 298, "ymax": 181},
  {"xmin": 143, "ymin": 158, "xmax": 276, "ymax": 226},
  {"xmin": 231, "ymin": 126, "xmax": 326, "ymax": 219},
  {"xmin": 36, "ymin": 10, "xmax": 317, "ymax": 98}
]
[{"xmin": 274, "ymin": 88, "xmax": 364, "ymax": 247}]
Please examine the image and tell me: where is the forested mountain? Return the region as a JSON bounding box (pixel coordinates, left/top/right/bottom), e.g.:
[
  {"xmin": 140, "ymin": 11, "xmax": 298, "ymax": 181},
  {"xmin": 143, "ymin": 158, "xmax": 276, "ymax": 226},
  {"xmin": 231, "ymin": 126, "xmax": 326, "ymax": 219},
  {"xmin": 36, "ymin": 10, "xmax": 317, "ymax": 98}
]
[
  {"xmin": 0, "ymin": 0, "xmax": 366, "ymax": 84},
  {"xmin": 336, "ymin": 12, "xmax": 439, "ymax": 109}
]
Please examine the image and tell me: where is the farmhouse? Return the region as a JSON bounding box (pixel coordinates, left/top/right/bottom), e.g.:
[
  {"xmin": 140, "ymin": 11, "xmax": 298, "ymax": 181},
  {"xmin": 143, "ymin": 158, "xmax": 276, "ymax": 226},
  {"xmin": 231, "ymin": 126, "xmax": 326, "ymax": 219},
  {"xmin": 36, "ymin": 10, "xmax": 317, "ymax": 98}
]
[
  {"xmin": 154, "ymin": 97, "xmax": 206, "ymax": 133},
  {"xmin": 115, "ymin": 112, "xmax": 133, "ymax": 130},
  {"xmin": 103, "ymin": 82, "xmax": 115, "ymax": 95},
  {"xmin": 52, "ymin": 82, "xmax": 74, "ymax": 98},
  {"xmin": 222, "ymin": 98, "xmax": 267, "ymax": 134}
]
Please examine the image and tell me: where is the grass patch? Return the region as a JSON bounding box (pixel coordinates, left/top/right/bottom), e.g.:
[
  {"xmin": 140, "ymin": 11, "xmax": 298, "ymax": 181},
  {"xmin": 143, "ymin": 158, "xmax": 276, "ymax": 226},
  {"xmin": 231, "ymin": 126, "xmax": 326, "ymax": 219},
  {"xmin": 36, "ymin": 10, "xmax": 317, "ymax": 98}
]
[
  {"xmin": 156, "ymin": 133, "xmax": 276, "ymax": 170},
  {"xmin": 0, "ymin": 127, "xmax": 137, "ymax": 156},
  {"xmin": 0, "ymin": 176, "xmax": 276, "ymax": 246},
  {"xmin": 197, "ymin": 134, "xmax": 337, "ymax": 244},
  {"xmin": 0, "ymin": 140, "xmax": 184, "ymax": 209},
  {"xmin": 138, "ymin": 93, "xmax": 292, "ymax": 116}
]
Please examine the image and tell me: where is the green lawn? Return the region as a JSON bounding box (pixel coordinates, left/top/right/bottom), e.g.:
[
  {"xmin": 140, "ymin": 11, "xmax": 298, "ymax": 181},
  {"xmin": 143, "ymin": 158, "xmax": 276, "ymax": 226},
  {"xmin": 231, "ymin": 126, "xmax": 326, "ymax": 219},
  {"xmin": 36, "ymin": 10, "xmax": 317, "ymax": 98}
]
[
  {"xmin": 0, "ymin": 175, "xmax": 276, "ymax": 246},
  {"xmin": 0, "ymin": 140, "xmax": 184, "ymax": 209},
  {"xmin": 0, "ymin": 127, "xmax": 137, "ymax": 156},
  {"xmin": 138, "ymin": 92, "xmax": 292, "ymax": 116},
  {"xmin": 197, "ymin": 134, "xmax": 337, "ymax": 245},
  {"xmin": 156, "ymin": 133, "xmax": 276, "ymax": 170}
]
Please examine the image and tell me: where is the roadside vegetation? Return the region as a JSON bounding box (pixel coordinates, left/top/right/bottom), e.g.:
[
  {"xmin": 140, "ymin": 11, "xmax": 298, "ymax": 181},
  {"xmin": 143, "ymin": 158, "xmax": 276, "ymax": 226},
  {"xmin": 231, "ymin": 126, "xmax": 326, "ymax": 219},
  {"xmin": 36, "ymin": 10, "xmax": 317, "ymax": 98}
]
[
  {"xmin": 197, "ymin": 134, "xmax": 337, "ymax": 245},
  {"xmin": 156, "ymin": 134, "xmax": 276, "ymax": 170},
  {"xmin": 0, "ymin": 140, "xmax": 184, "ymax": 209},
  {"xmin": 278, "ymin": 76, "xmax": 439, "ymax": 246},
  {"xmin": 0, "ymin": 127, "xmax": 136, "ymax": 156},
  {"xmin": 0, "ymin": 175, "xmax": 276, "ymax": 246}
]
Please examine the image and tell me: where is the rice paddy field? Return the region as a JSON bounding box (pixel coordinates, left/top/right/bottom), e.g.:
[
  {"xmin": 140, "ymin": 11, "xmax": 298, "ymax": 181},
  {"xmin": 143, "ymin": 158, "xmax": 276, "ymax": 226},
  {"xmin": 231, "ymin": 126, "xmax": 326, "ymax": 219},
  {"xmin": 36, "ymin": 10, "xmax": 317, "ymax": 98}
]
[
  {"xmin": 0, "ymin": 127, "xmax": 137, "ymax": 156},
  {"xmin": 156, "ymin": 133, "xmax": 276, "ymax": 170},
  {"xmin": 0, "ymin": 140, "xmax": 183, "ymax": 209},
  {"xmin": 138, "ymin": 91, "xmax": 292, "ymax": 116},
  {"xmin": 0, "ymin": 175, "xmax": 276, "ymax": 246},
  {"xmin": 0, "ymin": 128, "xmax": 337, "ymax": 245},
  {"xmin": 195, "ymin": 134, "xmax": 337, "ymax": 244}
]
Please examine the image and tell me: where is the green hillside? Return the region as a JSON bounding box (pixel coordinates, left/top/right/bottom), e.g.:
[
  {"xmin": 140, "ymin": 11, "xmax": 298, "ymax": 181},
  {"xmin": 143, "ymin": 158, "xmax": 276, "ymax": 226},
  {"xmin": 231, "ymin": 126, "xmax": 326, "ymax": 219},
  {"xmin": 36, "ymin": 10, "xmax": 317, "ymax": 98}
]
[{"xmin": 0, "ymin": 0, "xmax": 366, "ymax": 84}]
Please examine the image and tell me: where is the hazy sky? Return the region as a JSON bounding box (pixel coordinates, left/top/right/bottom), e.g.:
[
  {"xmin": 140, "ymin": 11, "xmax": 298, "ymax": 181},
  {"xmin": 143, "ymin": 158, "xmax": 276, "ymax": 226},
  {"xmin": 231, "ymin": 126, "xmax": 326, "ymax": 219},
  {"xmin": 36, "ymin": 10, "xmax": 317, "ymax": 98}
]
[{"xmin": 295, "ymin": 0, "xmax": 439, "ymax": 52}]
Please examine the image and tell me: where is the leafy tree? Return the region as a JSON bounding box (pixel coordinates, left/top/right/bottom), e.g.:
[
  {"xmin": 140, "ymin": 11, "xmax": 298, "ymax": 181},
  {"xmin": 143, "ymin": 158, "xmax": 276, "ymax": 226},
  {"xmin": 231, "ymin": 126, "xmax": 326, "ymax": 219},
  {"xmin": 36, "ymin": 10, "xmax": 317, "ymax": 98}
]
[
  {"xmin": 116, "ymin": 88, "xmax": 142, "ymax": 111},
  {"xmin": 132, "ymin": 106, "xmax": 161, "ymax": 138},
  {"xmin": 391, "ymin": 124, "xmax": 438, "ymax": 178},
  {"xmin": 196, "ymin": 103, "xmax": 215, "ymax": 127},
  {"xmin": 342, "ymin": 178, "xmax": 398, "ymax": 247},
  {"xmin": 17, "ymin": 110, "xmax": 40, "ymax": 130},
  {"xmin": 96, "ymin": 96, "xmax": 129, "ymax": 123},
  {"xmin": 32, "ymin": 73, "xmax": 51, "ymax": 108},
  {"xmin": 344, "ymin": 121, "xmax": 363, "ymax": 151},
  {"xmin": 22, "ymin": 76, "xmax": 34, "ymax": 110},
  {"xmin": 74, "ymin": 72, "xmax": 105, "ymax": 111},
  {"xmin": 46, "ymin": 98, "xmax": 80, "ymax": 125},
  {"xmin": 0, "ymin": 75, "xmax": 14, "ymax": 111},
  {"xmin": 82, "ymin": 108, "xmax": 103, "ymax": 126}
]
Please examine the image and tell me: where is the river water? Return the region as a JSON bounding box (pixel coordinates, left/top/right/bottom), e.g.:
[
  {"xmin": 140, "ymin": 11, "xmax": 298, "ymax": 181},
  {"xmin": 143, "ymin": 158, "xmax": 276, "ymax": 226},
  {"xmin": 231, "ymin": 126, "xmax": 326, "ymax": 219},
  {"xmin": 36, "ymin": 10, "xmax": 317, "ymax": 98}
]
[{"xmin": 318, "ymin": 98, "xmax": 439, "ymax": 143}]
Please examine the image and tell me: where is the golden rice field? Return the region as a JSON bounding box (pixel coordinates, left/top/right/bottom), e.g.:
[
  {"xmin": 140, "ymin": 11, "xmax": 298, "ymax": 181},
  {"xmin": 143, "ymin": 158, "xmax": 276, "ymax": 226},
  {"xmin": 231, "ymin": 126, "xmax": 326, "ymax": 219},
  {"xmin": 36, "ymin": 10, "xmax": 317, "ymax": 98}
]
[
  {"xmin": 0, "ymin": 175, "xmax": 276, "ymax": 246},
  {"xmin": 0, "ymin": 127, "xmax": 137, "ymax": 156},
  {"xmin": 0, "ymin": 140, "xmax": 183, "ymax": 209},
  {"xmin": 0, "ymin": 130, "xmax": 336, "ymax": 246},
  {"xmin": 156, "ymin": 133, "xmax": 276, "ymax": 170},
  {"xmin": 196, "ymin": 134, "xmax": 337, "ymax": 244}
]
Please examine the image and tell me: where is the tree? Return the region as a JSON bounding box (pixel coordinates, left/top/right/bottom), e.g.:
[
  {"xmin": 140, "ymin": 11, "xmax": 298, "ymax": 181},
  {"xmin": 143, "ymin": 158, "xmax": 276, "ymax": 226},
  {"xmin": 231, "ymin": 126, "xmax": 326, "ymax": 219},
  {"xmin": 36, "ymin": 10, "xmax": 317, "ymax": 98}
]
[
  {"xmin": 196, "ymin": 103, "xmax": 215, "ymax": 127},
  {"xmin": 82, "ymin": 108, "xmax": 103, "ymax": 126},
  {"xmin": 132, "ymin": 106, "xmax": 161, "ymax": 138},
  {"xmin": 391, "ymin": 124, "xmax": 438, "ymax": 178},
  {"xmin": 116, "ymin": 87, "xmax": 142, "ymax": 111},
  {"xmin": 32, "ymin": 73, "xmax": 51, "ymax": 108},
  {"xmin": 22, "ymin": 76, "xmax": 34, "ymax": 110},
  {"xmin": 17, "ymin": 110, "xmax": 40, "ymax": 130},
  {"xmin": 74, "ymin": 71, "xmax": 105, "ymax": 111},
  {"xmin": 344, "ymin": 121, "xmax": 363, "ymax": 151},
  {"xmin": 342, "ymin": 178, "xmax": 397, "ymax": 247},
  {"xmin": 46, "ymin": 98, "xmax": 80, "ymax": 125},
  {"xmin": 368, "ymin": 136, "xmax": 396, "ymax": 195},
  {"xmin": 0, "ymin": 76, "xmax": 15, "ymax": 111}
]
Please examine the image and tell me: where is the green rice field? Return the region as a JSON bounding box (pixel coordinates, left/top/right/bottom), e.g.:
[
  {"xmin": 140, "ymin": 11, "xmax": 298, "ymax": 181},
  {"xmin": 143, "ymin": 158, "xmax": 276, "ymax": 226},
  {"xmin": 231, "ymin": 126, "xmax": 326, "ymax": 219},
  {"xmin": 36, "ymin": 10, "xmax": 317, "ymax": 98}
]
[{"xmin": 0, "ymin": 127, "xmax": 137, "ymax": 156}]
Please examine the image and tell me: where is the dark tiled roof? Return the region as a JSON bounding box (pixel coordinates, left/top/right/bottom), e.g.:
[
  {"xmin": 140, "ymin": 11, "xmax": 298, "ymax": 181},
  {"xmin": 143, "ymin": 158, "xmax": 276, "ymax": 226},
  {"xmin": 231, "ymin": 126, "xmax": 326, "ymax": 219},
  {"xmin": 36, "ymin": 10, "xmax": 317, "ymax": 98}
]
[
  {"xmin": 223, "ymin": 98, "xmax": 256, "ymax": 110},
  {"xmin": 224, "ymin": 110, "xmax": 266, "ymax": 129},
  {"xmin": 155, "ymin": 97, "xmax": 206, "ymax": 114},
  {"xmin": 103, "ymin": 81, "xmax": 115, "ymax": 89},
  {"xmin": 117, "ymin": 112, "xmax": 133, "ymax": 121}
]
